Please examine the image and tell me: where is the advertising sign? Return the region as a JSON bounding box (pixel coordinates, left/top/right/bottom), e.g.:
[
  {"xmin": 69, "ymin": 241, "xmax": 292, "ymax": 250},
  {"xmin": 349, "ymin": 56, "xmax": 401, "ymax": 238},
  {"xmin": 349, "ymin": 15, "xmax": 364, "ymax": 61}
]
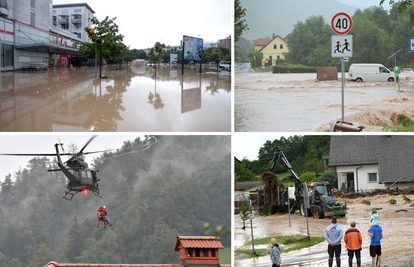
[
  {"xmin": 170, "ymin": 54, "xmax": 178, "ymax": 63},
  {"xmin": 183, "ymin": 36, "xmax": 203, "ymax": 60}
]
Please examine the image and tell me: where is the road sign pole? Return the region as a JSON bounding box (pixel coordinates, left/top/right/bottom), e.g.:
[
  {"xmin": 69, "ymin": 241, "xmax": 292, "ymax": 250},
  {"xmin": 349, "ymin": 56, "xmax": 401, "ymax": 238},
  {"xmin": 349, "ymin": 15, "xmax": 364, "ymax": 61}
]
[
  {"xmin": 249, "ymin": 199, "xmax": 258, "ymax": 256},
  {"xmin": 342, "ymin": 57, "xmax": 345, "ymax": 121}
]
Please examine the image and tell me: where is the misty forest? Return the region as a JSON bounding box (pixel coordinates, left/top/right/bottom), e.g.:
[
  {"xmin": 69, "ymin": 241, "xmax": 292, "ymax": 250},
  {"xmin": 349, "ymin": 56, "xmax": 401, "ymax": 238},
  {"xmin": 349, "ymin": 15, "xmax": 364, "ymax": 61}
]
[{"xmin": 0, "ymin": 136, "xmax": 231, "ymax": 267}]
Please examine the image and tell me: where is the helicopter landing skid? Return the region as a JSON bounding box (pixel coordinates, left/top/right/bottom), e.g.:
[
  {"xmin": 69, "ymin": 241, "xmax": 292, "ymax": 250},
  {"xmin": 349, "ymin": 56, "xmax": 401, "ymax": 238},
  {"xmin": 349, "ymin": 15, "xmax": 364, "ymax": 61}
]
[
  {"xmin": 92, "ymin": 189, "xmax": 103, "ymax": 198},
  {"xmin": 63, "ymin": 190, "xmax": 79, "ymax": 201}
]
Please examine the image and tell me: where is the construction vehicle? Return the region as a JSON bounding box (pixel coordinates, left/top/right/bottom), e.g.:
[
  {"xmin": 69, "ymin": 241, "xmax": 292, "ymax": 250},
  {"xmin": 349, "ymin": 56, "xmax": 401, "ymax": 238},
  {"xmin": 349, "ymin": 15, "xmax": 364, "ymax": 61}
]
[{"xmin": 258, "ymin": 147, "xmax": 347, "ymax": 219}]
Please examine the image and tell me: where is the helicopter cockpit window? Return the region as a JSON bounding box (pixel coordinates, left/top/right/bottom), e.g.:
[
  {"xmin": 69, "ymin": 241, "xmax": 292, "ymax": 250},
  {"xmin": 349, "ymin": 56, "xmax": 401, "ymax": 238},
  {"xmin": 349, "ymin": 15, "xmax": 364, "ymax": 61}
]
[
  {"xmin": 81, "ymin": 171, "xmax": 92, "ymax": 179},
  {"xmin": 315, "ymin": 185, "xmax": 328, "ymax": 195}
]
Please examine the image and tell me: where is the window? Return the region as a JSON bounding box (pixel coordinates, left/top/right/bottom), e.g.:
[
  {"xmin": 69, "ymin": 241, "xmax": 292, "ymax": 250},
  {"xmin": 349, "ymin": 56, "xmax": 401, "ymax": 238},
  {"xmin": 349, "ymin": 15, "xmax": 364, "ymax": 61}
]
[
  {"xmin": 280, "ymin": 44, "xmax": 284, "ymax": 49},
  {"xmin": 277, "ymin": 55, "xmax": 280, "ymax": 59},
  {"xmin": 62, "ymin": 10, "xmax": 69, "ymax": 14},
  {"xmin": 211, "ymin": 249, "xmax": 216, "ymax": 257},
  {"xmin": 368, "ymin": 173, "xmax": 377, "ymax": 182},
  {"xmin": 273, "ymin": 44, "xmax": 277, "ymax": 49},
  {"xmin": 74, "ymin": 9, "xmax": 81, "ymax": 13},
  {"xmin": 269, "ymin": 55, "xmax": 272, "ymax": 61},
  {"xmin": 379, "ymin": 67, "xmax": 389, "ymax": 73},
  {"xmin": 202, "ymin": 249, "xmax": 209, "ymax": 257},
  {"xmin": 53, "ymin": 10, "xmax": 56, "ymax": 14},
  {"xmin": 195, "ymin": 249, "xmax": 200, "ymax": 257}
]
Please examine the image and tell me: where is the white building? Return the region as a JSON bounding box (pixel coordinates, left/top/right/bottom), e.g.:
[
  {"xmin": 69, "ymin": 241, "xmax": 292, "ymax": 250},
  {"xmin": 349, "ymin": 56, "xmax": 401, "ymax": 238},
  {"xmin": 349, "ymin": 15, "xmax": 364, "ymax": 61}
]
[
  {"xmin": 329, "ymin": 135, "xmax": 414, "ymax": 192},
  {"xmin": 52, "ymin": 3, "xmax": 94, "ymax": 43}
]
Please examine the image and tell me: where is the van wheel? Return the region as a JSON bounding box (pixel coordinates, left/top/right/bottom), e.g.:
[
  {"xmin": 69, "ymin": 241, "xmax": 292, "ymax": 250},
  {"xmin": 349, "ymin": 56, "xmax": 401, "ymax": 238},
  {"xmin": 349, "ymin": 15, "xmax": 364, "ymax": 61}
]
[
  {"xmin": 387, "ymin": 77, "xmax": 394, "ymax": 82},
  {"xmin": 356, "ymin": 78, "xmax": 363, "ymax": 82}
]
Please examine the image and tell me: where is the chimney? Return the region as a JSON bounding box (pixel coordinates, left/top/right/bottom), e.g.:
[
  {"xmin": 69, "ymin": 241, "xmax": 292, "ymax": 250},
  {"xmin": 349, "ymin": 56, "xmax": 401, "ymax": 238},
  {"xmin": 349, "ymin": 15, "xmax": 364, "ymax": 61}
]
[{"xmin": 272, "ymin": 33, "xmax": 276, "ymax": 39}]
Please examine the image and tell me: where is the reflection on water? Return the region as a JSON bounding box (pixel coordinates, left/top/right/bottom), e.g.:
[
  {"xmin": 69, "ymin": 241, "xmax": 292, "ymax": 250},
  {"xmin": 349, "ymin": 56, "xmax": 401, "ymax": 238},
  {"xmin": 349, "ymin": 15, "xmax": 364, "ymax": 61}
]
[{"xmin": 0, "ymin": 65, "xmax": 231, "ymax": 132}]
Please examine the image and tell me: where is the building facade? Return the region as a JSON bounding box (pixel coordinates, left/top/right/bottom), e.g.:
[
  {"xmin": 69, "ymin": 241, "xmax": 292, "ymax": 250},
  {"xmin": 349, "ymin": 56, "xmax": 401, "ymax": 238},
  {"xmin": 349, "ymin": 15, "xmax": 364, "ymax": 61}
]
[
  {"xmin": 254, "ymin": 33, "xmax": 289, "ymax": 61},
  {"xmin": 0, "ymin": 0, "xmax": 92, "ymax": 71},
  {"xmin": 218, "ymin": 35, "xmax": 231, "ymax": 54},
  {"xmin": 52, "ymin": 3, "xmax": 94, "ymax": 42}
]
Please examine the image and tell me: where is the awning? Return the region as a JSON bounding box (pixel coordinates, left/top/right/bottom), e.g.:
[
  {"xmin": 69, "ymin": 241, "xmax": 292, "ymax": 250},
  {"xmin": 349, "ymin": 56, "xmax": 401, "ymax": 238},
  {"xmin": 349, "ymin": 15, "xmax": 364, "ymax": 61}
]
[{"xmin": 15, "ymin": 42, "xmax": 79, "ymax": 55}]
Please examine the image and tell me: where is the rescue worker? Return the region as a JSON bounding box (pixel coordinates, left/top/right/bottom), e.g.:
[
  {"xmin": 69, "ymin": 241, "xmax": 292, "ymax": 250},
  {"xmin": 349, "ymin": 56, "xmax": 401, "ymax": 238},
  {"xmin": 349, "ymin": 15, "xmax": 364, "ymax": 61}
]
[
  {"xmin": 325, "ymin": 217, "xmax": 343, "ymax": 267},
  {"xmin": 344, "ymin": 222, "xmax": 362, "ymax": 267},
  {"xmin": 97, "ymin": 206, "xmax": 112, "ymax": 228}
]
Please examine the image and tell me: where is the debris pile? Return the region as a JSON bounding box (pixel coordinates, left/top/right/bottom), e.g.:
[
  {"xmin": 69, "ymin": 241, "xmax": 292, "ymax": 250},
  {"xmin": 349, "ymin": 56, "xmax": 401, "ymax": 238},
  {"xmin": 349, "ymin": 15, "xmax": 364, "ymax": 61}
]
[{"xmin": 338, "ymin": 187, "xmax": 414, "ymax": 199}]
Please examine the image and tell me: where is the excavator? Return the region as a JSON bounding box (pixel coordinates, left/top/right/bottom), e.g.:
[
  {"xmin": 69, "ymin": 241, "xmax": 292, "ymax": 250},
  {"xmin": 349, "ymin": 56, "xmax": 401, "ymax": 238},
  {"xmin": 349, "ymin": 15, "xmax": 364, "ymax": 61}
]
[{"xmin": 259, "ymin": 147, "xmax": 347, "ymax": 219}]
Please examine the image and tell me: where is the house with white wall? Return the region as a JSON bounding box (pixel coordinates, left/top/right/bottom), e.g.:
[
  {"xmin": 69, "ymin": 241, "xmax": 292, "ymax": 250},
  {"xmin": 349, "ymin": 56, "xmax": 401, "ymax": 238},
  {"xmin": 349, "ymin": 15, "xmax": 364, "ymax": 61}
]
[{"xmin": 329, "ymin": 135, "xmax": 414, "ymax": 192}]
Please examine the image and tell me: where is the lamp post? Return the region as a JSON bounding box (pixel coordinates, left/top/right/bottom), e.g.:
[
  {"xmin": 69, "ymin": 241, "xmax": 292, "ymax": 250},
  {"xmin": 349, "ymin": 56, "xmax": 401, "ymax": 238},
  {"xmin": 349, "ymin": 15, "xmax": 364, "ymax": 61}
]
[{"xmin": 89, "ymin": 26, "xmax": 97, "ymax": 79}]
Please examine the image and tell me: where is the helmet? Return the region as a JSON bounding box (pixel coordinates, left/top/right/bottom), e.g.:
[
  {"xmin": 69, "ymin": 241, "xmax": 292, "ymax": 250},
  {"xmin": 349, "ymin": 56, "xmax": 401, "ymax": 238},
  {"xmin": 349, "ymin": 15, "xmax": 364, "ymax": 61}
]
[{"xmin": 103, "ymin": 206, "xmax": 106, "ymax": 209}]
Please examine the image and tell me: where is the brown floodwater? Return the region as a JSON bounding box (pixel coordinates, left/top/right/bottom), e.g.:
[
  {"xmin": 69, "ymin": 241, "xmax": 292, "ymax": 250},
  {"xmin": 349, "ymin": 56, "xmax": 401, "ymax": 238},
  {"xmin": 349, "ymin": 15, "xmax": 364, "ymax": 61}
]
[
  {"xmin": 235, "ymin": 194, "xmax": 414, "ymax": 266},
  {"xmin": 0, "ymin": 65, "xmax": 231, "ymax": 132}
]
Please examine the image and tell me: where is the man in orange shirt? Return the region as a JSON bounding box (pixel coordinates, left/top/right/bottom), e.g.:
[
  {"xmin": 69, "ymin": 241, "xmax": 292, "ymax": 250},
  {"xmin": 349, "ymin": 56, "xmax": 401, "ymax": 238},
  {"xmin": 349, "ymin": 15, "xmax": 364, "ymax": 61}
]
[{"xmin": 344, "ymin": 222, "xmax": 362, "ymax": 267}]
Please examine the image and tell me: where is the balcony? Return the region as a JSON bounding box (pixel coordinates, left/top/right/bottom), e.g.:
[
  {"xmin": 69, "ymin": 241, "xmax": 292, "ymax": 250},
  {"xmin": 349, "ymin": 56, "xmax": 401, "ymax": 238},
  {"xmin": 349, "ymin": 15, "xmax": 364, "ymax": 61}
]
[
  {"xmin": 71, "ymin": 18, "xmax": 82, "ymax": 24},
  {"xmin": 0, "ymin": 1, "xmax": 8, "ymax": 16},
  {"xmin": 58, "ymin": 19, "xmax": 69, "ymax": 25}
]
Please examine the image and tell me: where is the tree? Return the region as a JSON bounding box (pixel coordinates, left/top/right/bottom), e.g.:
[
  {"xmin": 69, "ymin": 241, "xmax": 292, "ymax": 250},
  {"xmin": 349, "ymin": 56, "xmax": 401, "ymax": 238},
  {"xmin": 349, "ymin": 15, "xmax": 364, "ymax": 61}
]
[
  {"xmin": 149, "ymin": 42, "xmax": 166, "ymax": 65},
  {"xmin": 285, "ymin": 16, "xmax": 331, "ymax": 65},
  {"xmin": 318, "ymin": 172, "xmax": 338, "ymax": 188},
  {"xmin": 247, "ymin": 50, "xmax": 263, "ymax": 69},
  {"xmin": 239, "ymin": 199, "xmax": 250, "ymax": 229},
  {"xmin": 234, "ymin": 159, "xmax": 256, "ymax": 182},
  {"xmin": 60, "ymin": 216, "xmax": 83, "ymax": 262},
  {"xmin": 74, "ymin": 16, "xmax": 124, "ymax": 78},
  {"xmin": 208, "ymin": 48, "xmax": 222, "ymax": 71},
  {"xmin": 235, "ymin": 0, "xmax": 249, "ymax": 43},
  {"xmin": 380, "ymin": 0, "xmax": 414, "ymax": 23}
]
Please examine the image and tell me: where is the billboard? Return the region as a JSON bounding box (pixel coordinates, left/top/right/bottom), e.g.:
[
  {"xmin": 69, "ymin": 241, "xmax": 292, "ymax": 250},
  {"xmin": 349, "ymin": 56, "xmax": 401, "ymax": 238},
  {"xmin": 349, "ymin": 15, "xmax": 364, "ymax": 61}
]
[
  {"xmin": 170, "ymin": 54, "xmax": 178, "ymax": 63},
  {"xmin": 183, "ymin": 36, "xmax": 203, "ymax": 60}
]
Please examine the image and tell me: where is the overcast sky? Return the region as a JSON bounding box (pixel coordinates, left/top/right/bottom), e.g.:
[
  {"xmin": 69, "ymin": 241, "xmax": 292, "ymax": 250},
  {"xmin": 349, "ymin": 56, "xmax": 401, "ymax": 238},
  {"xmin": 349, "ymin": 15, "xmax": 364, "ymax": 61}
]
[
  {"xmin": 233, "ymin": 134, "xmax": 285, "ymax": 161},
  {"xmin": 337, "ymin": 0, "xmax": 391, "ymax": 10},
  {"xmin": 0, "ymin": 134, "xmax": 145, "ymax": 182},
  {"xmin": 52, "ymin": 0, "xmax": 232, "ymax": 49}
]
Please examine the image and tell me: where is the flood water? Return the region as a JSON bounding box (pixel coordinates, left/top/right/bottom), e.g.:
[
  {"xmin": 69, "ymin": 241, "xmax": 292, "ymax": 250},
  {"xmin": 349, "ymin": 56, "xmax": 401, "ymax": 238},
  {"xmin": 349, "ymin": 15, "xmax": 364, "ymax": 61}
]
[
  {"xmin": 0, "ymin": 65, "xmax": 231, "ymax": 132},
  {"xmin": 235, "ymin": 194, "xmax": 414, "ymax": 267}
]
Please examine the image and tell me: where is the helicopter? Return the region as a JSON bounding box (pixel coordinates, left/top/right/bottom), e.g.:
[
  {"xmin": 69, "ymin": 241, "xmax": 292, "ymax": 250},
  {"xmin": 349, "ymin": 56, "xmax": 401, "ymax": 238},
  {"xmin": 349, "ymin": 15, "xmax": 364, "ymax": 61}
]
[{"xmin": 1, "ymin": 136, "xmax": 105, "ymax": 201}]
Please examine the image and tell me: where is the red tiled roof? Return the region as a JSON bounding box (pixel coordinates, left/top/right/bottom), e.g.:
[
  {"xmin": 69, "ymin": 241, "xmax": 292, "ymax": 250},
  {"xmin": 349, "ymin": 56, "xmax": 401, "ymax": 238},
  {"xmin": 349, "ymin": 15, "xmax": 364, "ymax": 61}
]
[
  {"xmin": 44, "ymin": 263, "xmax": 182, "ymax": 267},
  {"xmin": 253, "ymin": 39, "xmax": 271, "ymax": 46},
  {"xmin": 174, "ymin": 236, "xmax": 224, "ymax": 251}
]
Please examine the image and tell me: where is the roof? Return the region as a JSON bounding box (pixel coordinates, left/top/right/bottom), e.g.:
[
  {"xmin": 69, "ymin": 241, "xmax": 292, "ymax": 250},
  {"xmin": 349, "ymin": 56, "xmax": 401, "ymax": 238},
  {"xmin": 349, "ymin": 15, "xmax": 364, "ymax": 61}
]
[
  {"xmin": 235, "ymin": 181, "xmax": 262, "ymax": 191},
  {"xmin": 174, "ymin": 236, "xmax": 224, "ymax": 251},
  {"xmin": 329, "ymin": 135, "xmax": 414, "ymax": 183},
  {"xmin": 15, "ymin": 43, "xmax": 79, "ymax": 56},
  {"xmin": 253, "ymin": 39, "xmax": 271, "ymax": 46},
  {"xmin": 53, "ymin": 3, "xmax": 95, "ymax": 14}
]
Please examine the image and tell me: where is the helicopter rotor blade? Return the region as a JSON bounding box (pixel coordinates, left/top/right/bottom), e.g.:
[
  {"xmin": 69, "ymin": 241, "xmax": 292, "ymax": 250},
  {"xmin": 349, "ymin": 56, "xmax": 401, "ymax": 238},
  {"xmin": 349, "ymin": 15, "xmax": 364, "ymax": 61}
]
[
  {"xmin": 79, "ymin": 136, "xmax": 97, "ymax": 154},
  {"xmin": 0, "ymin": 152, "xmax": 73, "ymax": 157},
  {"xmin": 58, "ymin": 137, "xmax": 65, "ymax": 153}
]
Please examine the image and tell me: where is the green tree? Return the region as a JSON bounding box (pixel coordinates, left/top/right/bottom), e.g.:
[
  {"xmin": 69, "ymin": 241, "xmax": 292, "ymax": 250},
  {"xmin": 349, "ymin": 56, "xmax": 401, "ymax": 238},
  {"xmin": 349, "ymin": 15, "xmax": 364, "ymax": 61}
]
[
  {"xmin": 235, "ymin": 0, "xmax": 249, "ymax": 43},
  {"xmin": 74, "ymin": 16, "xmax": 124, "ymax": 78},
  {"xmin": 299, "ymin": 171, "xmax": 316, "ymax": 183},
  {"xmin": 60, "ymin": 216, "xmax": 83, "ymax": 262},
  {"xmin": 149, "ymin": 42, "xmax": 166, "ymax": 65},
  {"xmin": 239, "ymin": 199, "xmax": 250, "ymax": 229},
  {"xmin": 247, "ymin": 50, "xmax": 263, "ymax": 68},
  {"xmin": 234, "ymin": 158, "xmax": 256, "ymax": 182},
  {"xmin": 318, "ymin": 172, "xmax": 338, "ymax": 188},
  {"xmin": 307, "ymin": 43, "xmax": 341, "ymax": 67},
  {"xmin": 30, "ymin": 243, "xmax": 54, "ymax": 267},
  {"xmin": 208, "ymin": 48, "xmax": 223, "ymax": 71},
  {"xmin": 285, "ymin": 16, "xmax": 331, "ymax": 65}
]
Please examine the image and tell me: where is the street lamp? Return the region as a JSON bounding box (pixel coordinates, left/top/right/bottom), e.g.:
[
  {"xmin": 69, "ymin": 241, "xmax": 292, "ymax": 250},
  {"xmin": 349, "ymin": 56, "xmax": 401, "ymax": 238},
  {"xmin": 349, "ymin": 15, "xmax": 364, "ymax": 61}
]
[{"xmin": 88, "ymin": 26, "xmax": 97, "ymax": 79}]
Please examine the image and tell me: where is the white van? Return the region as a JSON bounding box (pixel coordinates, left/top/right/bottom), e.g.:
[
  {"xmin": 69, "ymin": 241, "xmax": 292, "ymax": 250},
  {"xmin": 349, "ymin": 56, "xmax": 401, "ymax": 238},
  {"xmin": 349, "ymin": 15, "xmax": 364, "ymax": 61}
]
[{"xmin": 348, "ymin": 63, "xmax": 394, "ymax": 82}]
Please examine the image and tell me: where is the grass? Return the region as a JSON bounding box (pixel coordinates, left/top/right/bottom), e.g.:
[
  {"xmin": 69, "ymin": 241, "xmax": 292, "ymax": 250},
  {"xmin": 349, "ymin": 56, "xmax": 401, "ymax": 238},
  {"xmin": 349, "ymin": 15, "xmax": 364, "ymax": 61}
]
[
  {"xmin": 403, "ymin": 195, "xmax": 411, "ymax": 203},
  {"xmin": 366, "ymin": 207, "xmax": 382, "ymax": 212},
  {"xmin": 362, "ymin": 199, "xmax": 371, "ymax": 205},
  {"xmin": 389, "ymin": 199, "xmax": 397, "ymax": 205},
  {"xmin": 235, "ymin": 235, "xmax": 325, "ymax": 258},
  {"xmin": 219, "ymin": 246, "xmax": 231, "ymax": 264}
]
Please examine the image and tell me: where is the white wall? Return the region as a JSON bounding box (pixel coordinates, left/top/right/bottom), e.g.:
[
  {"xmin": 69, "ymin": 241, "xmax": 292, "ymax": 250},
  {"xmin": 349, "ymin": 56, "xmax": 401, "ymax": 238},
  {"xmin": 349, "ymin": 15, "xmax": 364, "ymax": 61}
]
[{"xmin": 336, "ymin": 164, "xmax": 385, "ymax": 192}]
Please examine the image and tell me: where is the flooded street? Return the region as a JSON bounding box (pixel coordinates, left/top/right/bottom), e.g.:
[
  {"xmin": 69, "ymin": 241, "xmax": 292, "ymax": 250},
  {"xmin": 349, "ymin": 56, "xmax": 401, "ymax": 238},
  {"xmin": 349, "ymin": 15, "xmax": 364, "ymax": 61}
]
[
  {"xmin": 0, "ymin": 65, "xmax": 230, "ymax": 132},
  {"xmin": 235, "ymin": 194, "xmax": 414, "ymax": 267},
  {"xmin": 235, "ymin": 66, "xmax": 414, "ymax": 132}
]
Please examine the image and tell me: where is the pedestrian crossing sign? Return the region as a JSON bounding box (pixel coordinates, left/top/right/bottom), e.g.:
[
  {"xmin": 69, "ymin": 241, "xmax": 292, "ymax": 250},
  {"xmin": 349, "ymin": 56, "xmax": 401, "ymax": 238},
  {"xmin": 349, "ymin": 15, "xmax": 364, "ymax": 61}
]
[{"xmin": 331, "ymin": 35, "xmax": 353, "ymax": 58}]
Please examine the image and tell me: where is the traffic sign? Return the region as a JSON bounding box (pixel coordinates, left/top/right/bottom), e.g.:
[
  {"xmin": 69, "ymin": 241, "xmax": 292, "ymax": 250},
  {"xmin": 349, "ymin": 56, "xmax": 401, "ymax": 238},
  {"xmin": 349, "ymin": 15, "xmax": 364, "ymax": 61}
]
[
  {"xmin": 331, "ymin": 35, "xmax": 353, "ymax": 57},
  {"xmin": 409, "ymin": 38, "xmax": 414, "ymax": 52},
  {"xmin": 331, "ymin": 12, "xmax": 353, "ymax": 35}
]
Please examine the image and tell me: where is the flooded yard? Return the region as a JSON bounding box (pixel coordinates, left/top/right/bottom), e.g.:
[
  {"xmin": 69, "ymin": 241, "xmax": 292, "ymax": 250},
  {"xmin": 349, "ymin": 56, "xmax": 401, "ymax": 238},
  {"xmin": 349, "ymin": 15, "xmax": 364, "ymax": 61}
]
[
  {"xmin": 0, "ymin": 65, "xmax": 231, "ymax": 132},
  {"xmin": 235, "ymin": 194, "xmax": 414, "ymax": 267},
  {"xmin": 235, "ymin": 67, "xmax": 414, "ymax": 132}
]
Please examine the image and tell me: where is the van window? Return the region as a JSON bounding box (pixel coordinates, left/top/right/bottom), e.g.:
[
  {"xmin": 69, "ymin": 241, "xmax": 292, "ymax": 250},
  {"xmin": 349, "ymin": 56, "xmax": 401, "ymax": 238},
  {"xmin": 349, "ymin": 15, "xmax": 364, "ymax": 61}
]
[{"xmin": 379, "ymin": 67, "xmax": 389, "ymax": 73}]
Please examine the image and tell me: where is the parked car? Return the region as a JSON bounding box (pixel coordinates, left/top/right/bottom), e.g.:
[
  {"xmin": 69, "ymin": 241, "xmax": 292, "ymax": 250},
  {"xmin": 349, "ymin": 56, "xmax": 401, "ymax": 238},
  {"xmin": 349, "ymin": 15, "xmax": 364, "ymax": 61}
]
[
  {"xmin": 189, "ymin": 61, "xmax": 196, "ymax": 66},
  {"xmin": 403, "ymin": 67, "xmax": 413, "ymax": 73},
  {"xmin": 22, "ymin": 63, "xmax": 48, "ymax": 71},
  {"xmin": 219, "ymin": 61, "xmax": 231, "ymax": 71},
  {"xmin": 348, "ymin": 63, "xmax": 394, "ymax": 82}
]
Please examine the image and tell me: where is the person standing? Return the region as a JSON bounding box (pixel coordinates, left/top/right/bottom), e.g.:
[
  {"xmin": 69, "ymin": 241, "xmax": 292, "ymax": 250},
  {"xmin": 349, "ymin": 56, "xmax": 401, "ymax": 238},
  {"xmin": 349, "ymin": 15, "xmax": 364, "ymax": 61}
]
[
  {"xmin": 369, "ymin": 224, "xmax": 383, "ymax": 267},
  {"xmin": 270, "ymin": 238, "xmax": 281, "ymax": 267},
  {"xmin": 325, "ymin": 217, "xmax": 343, "ymax": 267},
  {"xmin": 344, "ymin": 222, "xmax": 362, "ymax": 267}
]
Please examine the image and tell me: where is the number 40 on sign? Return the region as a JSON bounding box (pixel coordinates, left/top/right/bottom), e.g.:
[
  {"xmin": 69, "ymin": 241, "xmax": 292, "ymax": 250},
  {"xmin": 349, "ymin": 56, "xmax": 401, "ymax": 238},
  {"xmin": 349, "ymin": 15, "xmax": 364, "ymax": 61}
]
[{"xmin": 331, "ymin": 12, "xmax": 353, "ymax": 35}]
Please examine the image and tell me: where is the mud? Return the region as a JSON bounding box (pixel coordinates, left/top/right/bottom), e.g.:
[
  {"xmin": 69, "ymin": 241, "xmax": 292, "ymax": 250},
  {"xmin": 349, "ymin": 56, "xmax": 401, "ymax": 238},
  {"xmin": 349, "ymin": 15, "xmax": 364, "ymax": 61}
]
[
  {"xmin": 235, "ymin": 67, "xmax": 414, "ymax": 132},
  {"xmin": 235, "ymin": 193, "xmax": 414, "ymax": 267},
  {"xmin": 0, "ymin": 65, "xmax": 231, "ymax": 132}
]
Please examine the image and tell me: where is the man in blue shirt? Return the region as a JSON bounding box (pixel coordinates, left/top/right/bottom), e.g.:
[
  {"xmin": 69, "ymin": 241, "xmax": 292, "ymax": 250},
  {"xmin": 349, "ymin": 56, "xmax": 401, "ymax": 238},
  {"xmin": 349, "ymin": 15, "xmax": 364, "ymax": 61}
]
[
  {"xmin": 325, "ymin": 217, "xmax": 343, "ymax": 267},
  {"xmin": 369, "ymin": 225, "xmax": 383, "ymax": 267}
]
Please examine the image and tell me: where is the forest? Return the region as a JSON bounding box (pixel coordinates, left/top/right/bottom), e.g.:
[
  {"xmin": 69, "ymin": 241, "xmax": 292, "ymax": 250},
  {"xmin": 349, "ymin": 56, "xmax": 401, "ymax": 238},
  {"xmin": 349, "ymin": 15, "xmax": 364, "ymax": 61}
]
[
  {"xmin": 235, "ymin": 135, "xmax": 335, "ymax": 184},
  {"xmin": 0, "ymin": 135, "xmax": 231, "ymax": 267}
]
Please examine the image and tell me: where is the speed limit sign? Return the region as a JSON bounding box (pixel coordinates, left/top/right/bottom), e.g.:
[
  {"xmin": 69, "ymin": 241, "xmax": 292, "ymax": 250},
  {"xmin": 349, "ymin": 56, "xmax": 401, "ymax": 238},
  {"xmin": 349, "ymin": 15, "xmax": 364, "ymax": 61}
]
[{"xmin": 331, "ymin": 12, "xmax": 352, "ymax": 34}]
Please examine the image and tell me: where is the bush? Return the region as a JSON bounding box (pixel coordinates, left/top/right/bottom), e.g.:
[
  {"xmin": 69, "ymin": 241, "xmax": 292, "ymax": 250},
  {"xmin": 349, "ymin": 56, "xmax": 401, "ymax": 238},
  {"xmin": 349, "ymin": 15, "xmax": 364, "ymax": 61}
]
[
  {"xmin": 273, "ymin": 65, "xmax": 317, "ymax": 73},
  {"xmin": 318, "ymin": 172, "xmax": 338, "ymax": 188},
  {"xmin": 389, "ymin": 199, "xmax": 397, "ymax": 205},
  {"xmin": 362, "ymin": 199, "xmax": 371, "ymax": 205},
  {"xmin": 403, "ymin": 195, "xmax": 411, "ymax": 203},
  {"xmin": 300, "ymin": 171, "xmax": 316, "ymax": 183}
]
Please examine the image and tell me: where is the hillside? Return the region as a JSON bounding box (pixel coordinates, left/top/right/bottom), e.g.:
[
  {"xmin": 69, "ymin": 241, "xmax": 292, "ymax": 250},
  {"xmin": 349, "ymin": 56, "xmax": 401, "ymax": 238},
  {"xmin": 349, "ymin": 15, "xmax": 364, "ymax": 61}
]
[{"xmin": 240, "ymin": 0, "xmax": 357, "ymax": 40}]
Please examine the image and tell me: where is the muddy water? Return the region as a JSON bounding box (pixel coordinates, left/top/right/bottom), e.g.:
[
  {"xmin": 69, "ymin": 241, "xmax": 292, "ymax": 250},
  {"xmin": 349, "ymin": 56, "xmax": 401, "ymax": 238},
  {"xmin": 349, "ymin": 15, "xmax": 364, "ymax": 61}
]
[
  {"xmin": 235, "ymin": 69, "xmax": 414, "ymax": 132},
  {"xmin": 0, "ymin": 65, "xmax": 230, "ymax": 132},
  {"xmin": 235, "ymin": 194, "xmax": 414, "ymax": 267}
]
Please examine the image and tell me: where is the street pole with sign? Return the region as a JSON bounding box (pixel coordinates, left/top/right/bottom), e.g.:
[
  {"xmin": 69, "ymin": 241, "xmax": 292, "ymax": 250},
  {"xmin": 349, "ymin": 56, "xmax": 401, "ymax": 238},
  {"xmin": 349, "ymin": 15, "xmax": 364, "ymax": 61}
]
[
  {"xmin": 331, "ymin": 12, "xmax": 353, "ymax": 122},
  {"xmin": 303, "ymin": 184, "xmax": 310, "ymax": 237},
  {"xmin": 248, "ymin": 197, "xmax": 258, "ymax": 256}
]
